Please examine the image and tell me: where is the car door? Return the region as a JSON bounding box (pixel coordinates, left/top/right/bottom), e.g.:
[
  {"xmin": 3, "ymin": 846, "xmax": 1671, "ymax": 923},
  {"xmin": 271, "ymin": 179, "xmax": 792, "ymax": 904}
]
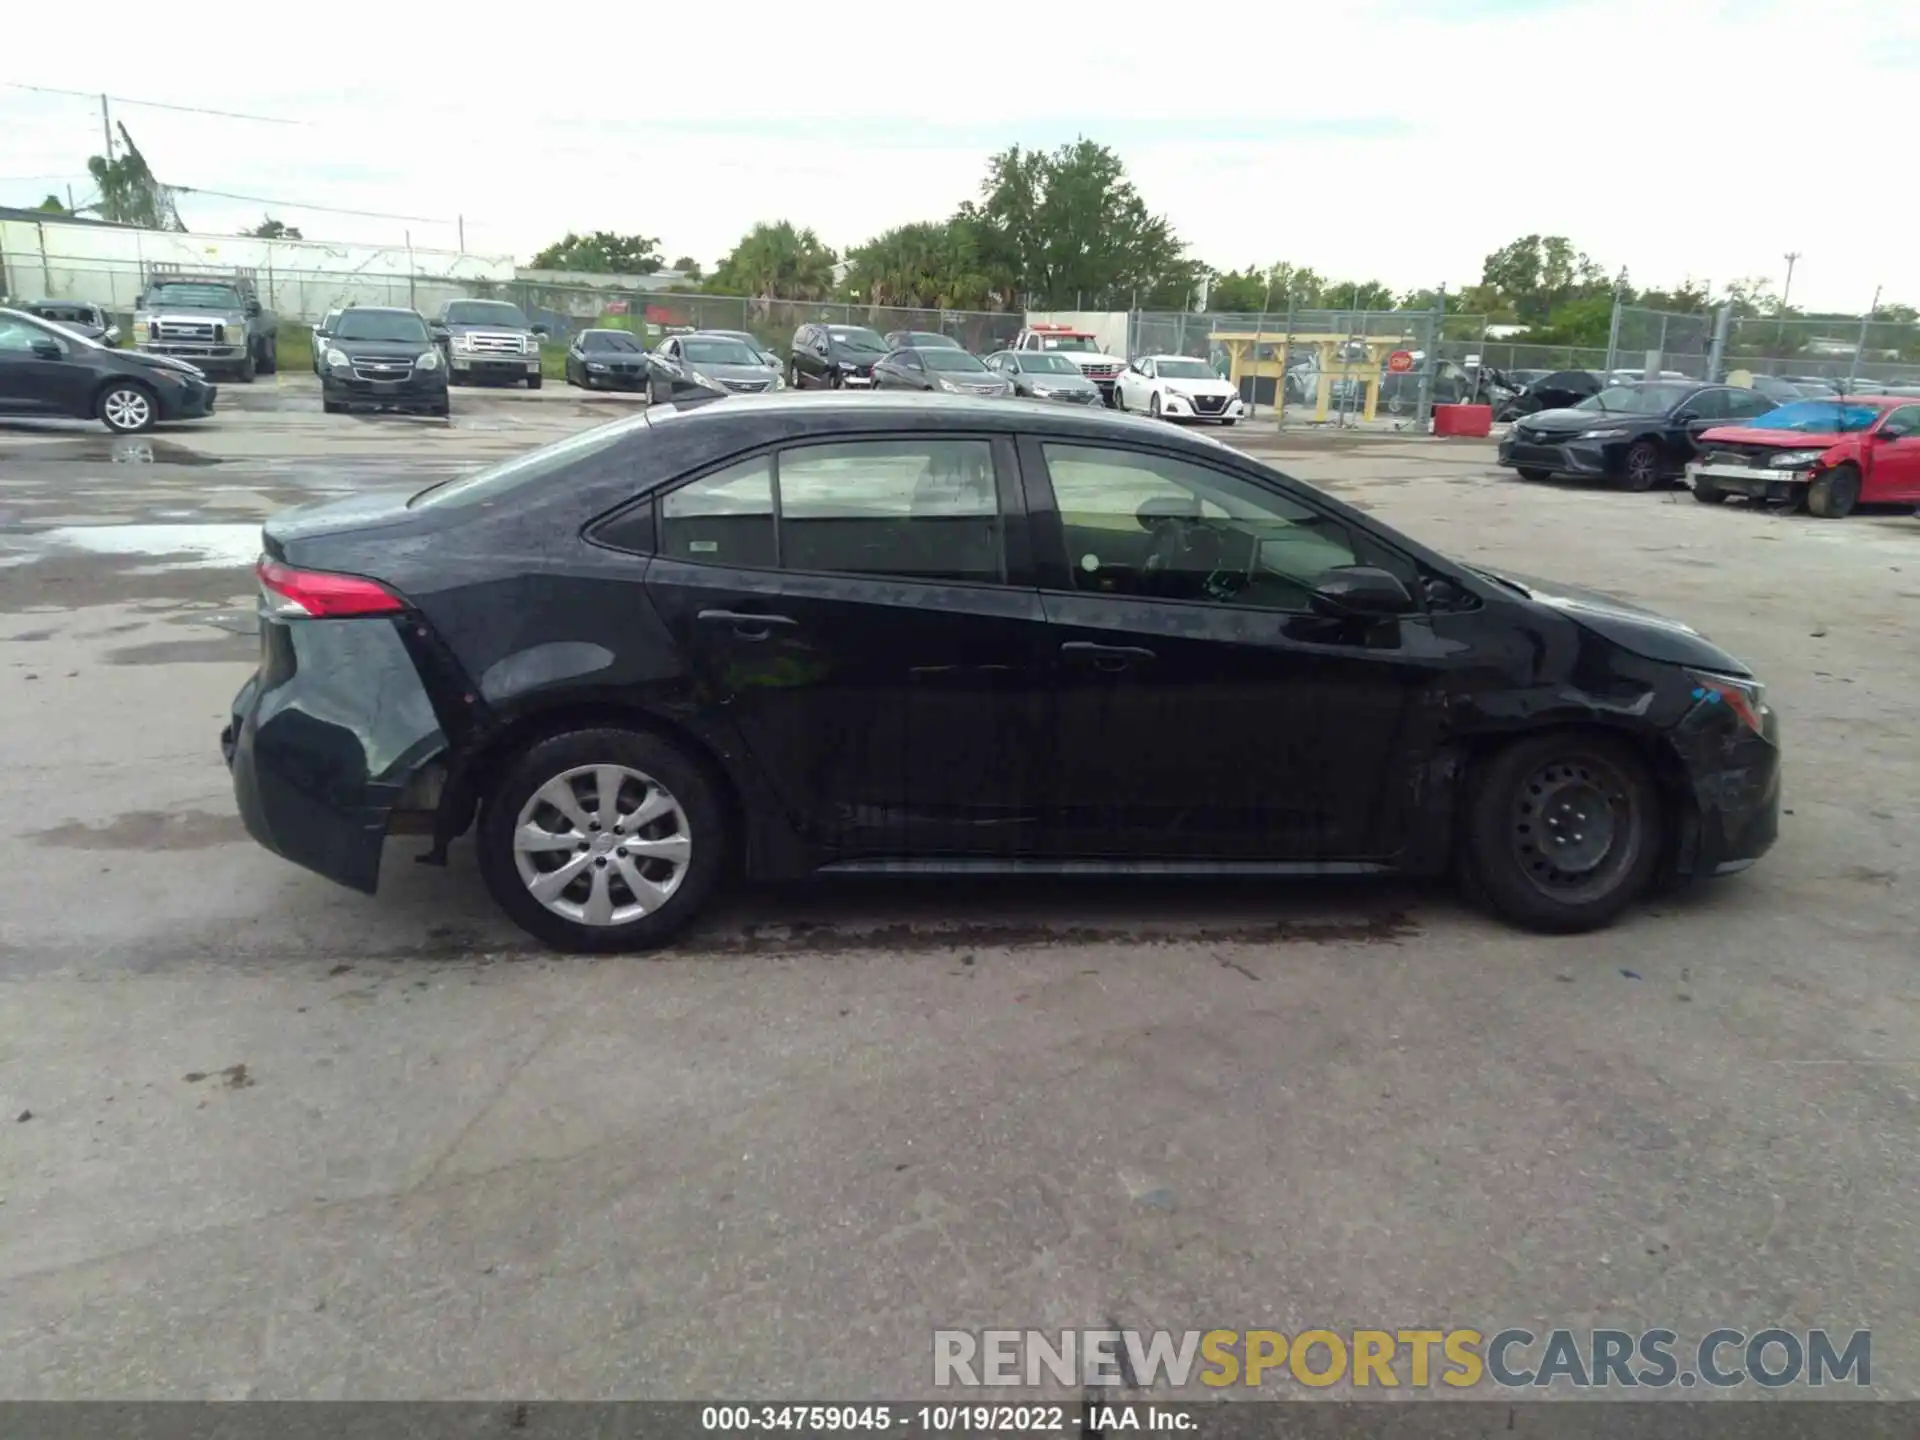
[
  {"xmin": 0, "ymin": 315, "xmax": 90, "ymax": 416},
  {"xmin": 796, "ymin": 326, "xmax": 827, "ymax": 386},
  {"xmin": 1721, "ymin": 386, "xmax": 1778, "ymax": 426},
  {"xmin": 1865, "ymin": 404, "xmax": 1920, "ymax": 502},
  {"xmin": 1018, "ymin": 436, "xmax": 1454, "ymax": 862},
  {"xmin": 1668, "ymin": 387, "xmax": 1732, "ymax": 466},
  {"xmin": 643, "ymin": 432, "xmax": 1052, "ymax": 858}
]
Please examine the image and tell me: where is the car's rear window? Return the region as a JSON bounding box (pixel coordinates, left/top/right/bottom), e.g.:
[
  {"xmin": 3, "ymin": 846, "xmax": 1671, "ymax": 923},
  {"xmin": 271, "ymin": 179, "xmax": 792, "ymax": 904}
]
[{"xmin": 409, "ymin": 412, "xmax": 653, "ymax": 509}]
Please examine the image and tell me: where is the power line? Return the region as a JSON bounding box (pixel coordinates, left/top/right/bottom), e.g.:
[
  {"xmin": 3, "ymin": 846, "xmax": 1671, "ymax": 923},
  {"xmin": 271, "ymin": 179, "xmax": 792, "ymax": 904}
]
[
  {"xmin": 165, "ymin": 184, "xmax": 454, "ymax": 225},
  {"xmin": 2, "ymin": 82, "xmax": 304, "ymax": 126}
]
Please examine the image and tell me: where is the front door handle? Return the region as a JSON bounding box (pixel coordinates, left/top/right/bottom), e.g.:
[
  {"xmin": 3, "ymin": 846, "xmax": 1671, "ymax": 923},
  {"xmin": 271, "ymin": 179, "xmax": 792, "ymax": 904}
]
[
  {"xmin": 697, "ymin": 609, "xmax": 797, "ymax": 640},
  {"xmin": 1060, "ymin": 640, "xmax": 1156, "ymax": 672}
]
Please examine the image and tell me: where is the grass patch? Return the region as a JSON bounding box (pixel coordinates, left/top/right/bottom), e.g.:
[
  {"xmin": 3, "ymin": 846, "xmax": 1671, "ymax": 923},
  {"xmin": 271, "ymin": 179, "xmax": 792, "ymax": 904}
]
[{"xmin": 273, "ymin": 323, "xmax": 315, "ymax": 374}]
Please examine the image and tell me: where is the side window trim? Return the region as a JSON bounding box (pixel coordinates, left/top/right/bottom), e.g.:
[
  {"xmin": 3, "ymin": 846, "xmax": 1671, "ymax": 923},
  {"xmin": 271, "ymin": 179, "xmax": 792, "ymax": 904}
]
[
  {"xmin": 1014, "ymin": 433, "xmax": 1429, "ymax": 608},
  {"xmin": 646, "ymin": 431, "xmax": 1032, "ymax": 587}
]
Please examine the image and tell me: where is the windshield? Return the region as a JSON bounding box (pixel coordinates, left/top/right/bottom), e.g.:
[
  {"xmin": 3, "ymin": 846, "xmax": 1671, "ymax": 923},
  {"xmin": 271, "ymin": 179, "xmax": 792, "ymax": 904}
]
[
  {"xmin": 411, "ymin": 413, "xmax": 651, "ymax": 509},
  {"xmin": 1021, "ymin": 353, "xmax": 1081, "ymax": 375},
  {"xmin": 1040, "ymin": 336, "xmax": 1096, "ymax": 352},
  {"xmin": 443, "ymin": 301, "xmax": 529, "ymax": 328},
  {"xmin": 1157, "ymin": 359, "xmax": 1214, "ymax": 379},
  {"xmin": 904, "ymin": 332, "xmax": 960, "ymax": 347},
  {"xmin": 581, "ymin": 332, "xmax": 642, "ymax": 353},
  {"xmin": 683, "ymin": 339, "xmax": 762, "ymax": 366},
  {"xmin": 1576, "ymin": 384, "xmax": 1692, "ymax": 415},
  {"xmin": 828, "ymin": 327, "xmax": 887, "ymax": 353},
  {"xmin": 147, "ymin": 283, "xmax": 242, "ymax": 310},
  {"xmin": 1740, "ymin": 400, "xmax": 1884, "ymax": 433},
  {"xmin": 923, "ymin": 349, "xmax": 988, "ymax": 373},
  {"xmin": 334, "ymin": 310, "xmax": 430, "ymax": 343}
]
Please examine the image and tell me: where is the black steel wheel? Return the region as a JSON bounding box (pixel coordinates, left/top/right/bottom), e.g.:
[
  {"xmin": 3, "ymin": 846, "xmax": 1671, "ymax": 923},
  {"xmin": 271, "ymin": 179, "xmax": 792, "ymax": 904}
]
[
  {"xmin": 1806, "ymin": 463, "xmax": 1860, "ymax": 518},
  {"xmin": 1458, "ymin": 732, "xmax": 1660, "ymax": 933}
]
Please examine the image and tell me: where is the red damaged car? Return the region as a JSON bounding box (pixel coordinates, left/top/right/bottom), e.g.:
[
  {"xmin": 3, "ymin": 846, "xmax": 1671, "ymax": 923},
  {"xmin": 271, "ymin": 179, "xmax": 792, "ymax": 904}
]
[{"xmin": 1687, "ymin": 396, "xmax": 1920, "ymax": 516}]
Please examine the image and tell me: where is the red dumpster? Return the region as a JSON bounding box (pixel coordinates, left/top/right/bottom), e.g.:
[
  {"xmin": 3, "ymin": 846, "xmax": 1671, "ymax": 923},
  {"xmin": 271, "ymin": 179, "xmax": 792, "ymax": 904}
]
[{"xmin": 1433, "ymin": 403, "xmax": 1493, "ymax": 438}]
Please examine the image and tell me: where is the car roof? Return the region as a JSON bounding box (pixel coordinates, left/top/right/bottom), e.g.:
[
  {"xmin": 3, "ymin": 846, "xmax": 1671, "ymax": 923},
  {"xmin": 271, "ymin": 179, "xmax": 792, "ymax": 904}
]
[{"xmin": 644, "ymin": 390, "xmax": 1236, "ymax": 451}]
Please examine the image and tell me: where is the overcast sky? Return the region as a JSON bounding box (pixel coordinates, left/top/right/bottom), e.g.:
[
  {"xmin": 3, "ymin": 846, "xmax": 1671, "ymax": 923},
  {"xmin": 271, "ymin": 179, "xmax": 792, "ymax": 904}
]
[{"xmin": 4, "ymin": 0, "xmax": 1914, "ymax": 312}]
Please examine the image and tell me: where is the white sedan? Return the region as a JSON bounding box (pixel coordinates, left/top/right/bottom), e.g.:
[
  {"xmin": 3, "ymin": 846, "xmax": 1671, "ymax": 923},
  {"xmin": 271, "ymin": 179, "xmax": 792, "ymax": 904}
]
[{"xmin": 1113, "ymin": 355, "xmax": 1246, "ymax": 425}]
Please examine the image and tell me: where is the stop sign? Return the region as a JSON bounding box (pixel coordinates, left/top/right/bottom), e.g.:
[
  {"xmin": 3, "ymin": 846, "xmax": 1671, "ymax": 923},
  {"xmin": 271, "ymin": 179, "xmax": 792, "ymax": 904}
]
[{"xmin": 1387, "ymin": 350, "xmax": 1415, "ymax": 373}]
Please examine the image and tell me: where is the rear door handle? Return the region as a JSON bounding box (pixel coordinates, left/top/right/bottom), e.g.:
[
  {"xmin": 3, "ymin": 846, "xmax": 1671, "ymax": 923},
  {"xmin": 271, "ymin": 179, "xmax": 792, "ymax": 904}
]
[
  {"xmin": 1060, "ymin": 640, "xmax": 1156, "ymax": 672},
  {"xmin": 697, "ymin": 609, "xmax": 797, "ymax": 640}
]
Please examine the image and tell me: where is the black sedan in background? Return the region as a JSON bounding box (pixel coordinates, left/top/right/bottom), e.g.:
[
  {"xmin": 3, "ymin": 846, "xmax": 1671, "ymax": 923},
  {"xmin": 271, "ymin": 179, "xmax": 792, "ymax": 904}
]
[
  {"xmin": 0, "ymin": 306, "xmax": 215, "ymax": 433},
  {"xmin": 319, "ymin": 307, "xmax": 448, "ymax": 417},
  {"xmin": 872, "ymin": 346, "xmax": 1012, "ymax": 396},
  {"xmin": 566, "ymin": 329, "xmax": 650, "ymax": 390},
  {"xmin": 1499, "ymin": 381, "xmax": 1779, "ymax": 490},
  {"xmin": 223, "ymin": 393, "xmax": 1779, "ymax": 952}
]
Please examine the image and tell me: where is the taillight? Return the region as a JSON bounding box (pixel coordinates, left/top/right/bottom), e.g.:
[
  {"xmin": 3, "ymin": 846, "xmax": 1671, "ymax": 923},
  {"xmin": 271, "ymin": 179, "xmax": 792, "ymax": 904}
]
[{"xmin": 256, "ymin": 557, "xmax": 406, "ymax": 618}]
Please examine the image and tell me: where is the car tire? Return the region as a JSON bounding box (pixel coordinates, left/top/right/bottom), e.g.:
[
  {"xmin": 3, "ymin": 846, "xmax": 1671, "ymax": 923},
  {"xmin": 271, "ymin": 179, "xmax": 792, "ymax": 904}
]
[
  {"xmin": 476, "ymin": 726, "xmax": 728, "ymax": 953},
  {"xmin": 1691, "ymin": 480, "xmax": 1729, "ymax": 503},
  {"xmin": 1113, "ymin": 385, "xmax": 1126, "ymax": 412},
  {"xmin": 260, "ymin": 339, "xmax": 278, "ymax": 376},
  {"xmin": 1619, "ymin": 439, "xmax": 1661, "ymax": 492},
  {"xmin": 526, "ymin": 372, "xmax": 543, "ymax": 390},
  {"xmin": 1806, "ymin": 463, "xmax": 1860, "ymax": 519},
  {"xmin": 1516, "ymin": 467, "xmax": 1553, "ymax": 482},
  {"xmin": 234, "ymin": 350, "xmax": 256, "ymax": 384},
  {"xmin": 98, "ymin": 381, "xmax": 158, "ymax": 434},
  {"xmin": 1148, "ymin": 392, "xmax": 1162, "ymax": 419},
  {"xmin": 322, "ymin": 398, "xmax": 345, "ymax": 414},
  {"xmin": 1458, "ymin": 731, "xmax": 1661, "ymax": 934},
  {"xmin": 429, "ymin": 399, "xmax": 450, "ymax": 418},
  {"xmin": 788, "ymin": 360, "xmax": 802, "ymax": 389},
  {"xmin": 1220, "ymin": 417, "xmax": 1237, "ymax": 427}
]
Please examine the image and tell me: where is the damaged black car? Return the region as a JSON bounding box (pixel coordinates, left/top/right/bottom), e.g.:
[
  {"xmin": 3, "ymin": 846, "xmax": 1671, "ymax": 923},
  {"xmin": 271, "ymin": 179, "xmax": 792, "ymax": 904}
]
[{"xmin": 223, "ymin": 394, "xmax": 1781, "ymax": 952}]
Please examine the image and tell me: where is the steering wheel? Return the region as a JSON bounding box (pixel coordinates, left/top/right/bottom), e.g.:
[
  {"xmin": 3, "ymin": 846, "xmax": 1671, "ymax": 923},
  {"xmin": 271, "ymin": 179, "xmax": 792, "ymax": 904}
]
[{"xmin": 1142, "ymin": 517, "xmax": 1235, "ymax": 600}]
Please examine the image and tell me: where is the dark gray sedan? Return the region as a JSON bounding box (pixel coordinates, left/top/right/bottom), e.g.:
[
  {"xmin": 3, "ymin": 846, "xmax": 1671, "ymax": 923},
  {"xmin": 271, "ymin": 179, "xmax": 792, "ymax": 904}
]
[
  {"xmin": 873, "ymin": 346, "xmax": 1012, "ymax": 397},
  {"xmin": 983, "ymin": 349, "xmax": 1103, "ymax": 405}
]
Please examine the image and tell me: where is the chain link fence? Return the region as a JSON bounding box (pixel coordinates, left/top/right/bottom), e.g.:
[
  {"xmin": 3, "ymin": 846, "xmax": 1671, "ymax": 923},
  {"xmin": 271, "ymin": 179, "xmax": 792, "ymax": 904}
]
[
  {"xmin": 3, "ymin": 257, "xmax": 1024, "ymax": 360},
  {"xmin": 1720, "ymin": 313, "xmax": 1920, "ymax": 388}
]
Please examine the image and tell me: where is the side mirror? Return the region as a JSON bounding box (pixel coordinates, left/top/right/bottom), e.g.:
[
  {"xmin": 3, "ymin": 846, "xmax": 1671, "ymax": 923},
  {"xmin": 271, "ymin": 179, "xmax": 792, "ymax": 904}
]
[
  {"xmin": 428, "ymin": 322, "xmax": 449, "ymax": 337},
  {"xmin": 31, "ymin": 339, "xmax": 64, "ymax": 360},
  {"xmin": 531, "ymin": 323, "xmax": 550, "ymax": 337},
  {"xmin": 1309, "ymin": 565, "xmax": 1415, "ymax": 619},
  {"xmin": 104, "ymin": 325, "xmax": 121, "ymax": 344},
  {"xmin": 1673, "ymin": 409, "xmax": 1700, "ymax": 423}
]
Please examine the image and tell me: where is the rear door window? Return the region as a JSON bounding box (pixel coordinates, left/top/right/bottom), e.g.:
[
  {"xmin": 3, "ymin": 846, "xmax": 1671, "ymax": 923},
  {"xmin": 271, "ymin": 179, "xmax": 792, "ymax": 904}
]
[
  {"xmin": 777, "ymin": 439, "xmax": 1001, "ymax": 584},
  {"xmin": 659, "ymin": 457, "xmax": 776, "ymax": 569}
]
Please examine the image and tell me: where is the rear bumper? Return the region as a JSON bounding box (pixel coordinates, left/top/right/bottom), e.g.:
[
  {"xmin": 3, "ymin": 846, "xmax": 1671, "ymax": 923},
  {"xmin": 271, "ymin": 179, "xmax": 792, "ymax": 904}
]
[{"xmin": 225, "ymin": 616, "xmax": 447, "ymax": 894}]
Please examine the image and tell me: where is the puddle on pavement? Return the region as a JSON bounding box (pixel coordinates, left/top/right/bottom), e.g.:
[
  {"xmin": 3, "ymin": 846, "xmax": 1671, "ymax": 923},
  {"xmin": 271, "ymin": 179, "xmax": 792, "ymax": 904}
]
[
  {"xmin": 0, "ymin": 523, "xmax": 260, "ymax": 571},
  {"xmin": 24, "ymin": 438, "xmax": 223, "ymax": 467}
]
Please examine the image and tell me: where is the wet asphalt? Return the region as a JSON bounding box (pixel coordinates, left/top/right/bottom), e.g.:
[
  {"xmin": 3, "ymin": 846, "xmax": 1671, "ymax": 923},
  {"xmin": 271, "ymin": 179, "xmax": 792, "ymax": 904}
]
[{"xmin": 2, "ymin": 374, "xmax": 1918, "ymax": 1400}]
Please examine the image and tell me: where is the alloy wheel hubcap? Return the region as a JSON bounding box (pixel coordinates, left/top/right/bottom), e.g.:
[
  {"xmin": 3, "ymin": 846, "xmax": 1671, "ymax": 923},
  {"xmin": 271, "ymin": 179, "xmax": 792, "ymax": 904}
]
[
  {"xmin": 104, "ymin": 390, "xmax": 150, "ymax": 429},
  {"xmin": 1511, "ymin": 757, "xmax": 1635, "ymax": 899},
  {"xmin": 1628, "ymin": 450, "xmax": 1654, "ymax": 483},
  {"xmin": 512, "ymin": 764, "xmax": 692, "ymax": 926}
]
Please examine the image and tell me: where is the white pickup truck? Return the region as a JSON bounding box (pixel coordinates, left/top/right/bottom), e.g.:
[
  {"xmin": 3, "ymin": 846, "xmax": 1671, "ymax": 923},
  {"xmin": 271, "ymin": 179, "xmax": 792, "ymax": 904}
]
[{"xmin": 1009, "ymin": 325, "xmax": 1127, "ymax": 405}]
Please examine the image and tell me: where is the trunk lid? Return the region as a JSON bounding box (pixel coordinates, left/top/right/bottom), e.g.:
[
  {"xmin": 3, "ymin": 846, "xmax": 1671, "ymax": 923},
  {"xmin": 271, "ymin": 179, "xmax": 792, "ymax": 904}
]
[{"xmin": 260, "ymin": 486, "xmax": 423, "ymax": 561}]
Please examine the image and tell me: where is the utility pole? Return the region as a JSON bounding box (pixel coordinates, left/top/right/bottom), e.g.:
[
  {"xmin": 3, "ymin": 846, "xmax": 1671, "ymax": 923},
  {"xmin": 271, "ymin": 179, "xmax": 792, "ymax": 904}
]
[
  {"xmin": 100, "ymin": 94, "xmax": 114, "ymax": 162},
  {"xmin": 458, "ymin": 214, "xmax": 466, "ymax": 252},
  {"xmin": 1847, "ymin": 284, "xmax": 1880, "ymax": 393},
  {"xmin": 1603, "ymin": 267, "xmax": 1627, "ymax": 378},
  {"xmin": 1776, "ymin": 250, "xmax": 1800, "ymax": 352}
]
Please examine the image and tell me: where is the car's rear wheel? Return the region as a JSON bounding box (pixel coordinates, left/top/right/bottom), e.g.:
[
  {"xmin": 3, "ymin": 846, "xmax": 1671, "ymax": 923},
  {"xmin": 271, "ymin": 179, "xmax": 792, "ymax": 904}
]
[
  {"xmin": 98, "ymin": 381, "xmax": 157, "ymax": 434},
  {"xmin": 234, "ymin": 350, "xmax": 256, "ymax": 384},
  {"xmin": 259, "ymin": 338, "xmax": 278, "ymax": 375},
  {"xmin": 526, "ymin": 371, "xmax": 542, "ymax": 390},
  {"xmin": 1516, "ymin": 466, "xmax": 1553, "ymax": 482},
  {"xmin": 477, "ymin": 727, "xmax": 727, "ymax": 952},
  {"xmin": 1692, "ymin": 479, "xmax": 1729, "ymax": 503},
  {"xmin": 1619, "ymin": 440, "xmax": 1661, "ymax": 491},
  {"xmin": 1806, "ymin": 462, "xmax": 1860, "ymax": 518},
  {"xmin": 1458, "ymin": 731, "xmax": 1661, "ymax": 933}
]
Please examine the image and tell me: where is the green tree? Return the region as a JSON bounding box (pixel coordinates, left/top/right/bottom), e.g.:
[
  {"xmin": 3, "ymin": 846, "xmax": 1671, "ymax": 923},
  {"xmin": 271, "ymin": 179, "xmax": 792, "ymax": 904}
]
[
  {"xmin": 244, "ymin": 216, "xmax": 303, "ymax": 240},
  {"xmin": 1479, "ymin": 234, "xmax": 1610, "ymax": 324},
  {"xmin": 962, "ymin": 139, "xmax": 1188, "ymax": 308},
  {"xmin": 86, "ymin": 123, "xmax": 182, "ymax": 230},
  {"xmin": 1205, "ymin": 263, "xmax": 1332, "ymax": 313},
  {"xmin": 670, "ymin": 255, "xmax": 703, "ymax": 281},
  {"xmin": 845, "ymin": 219, "xmax": 1002, "ymax": 309},
  {"xmin": 36, "ymin": 194, "xmax": 67, "ymax": 214},
  {"xmin": 529, "ymin": 230, "xmax": 664, "ymax": 274},
  {"xmin": 705, "ymin": 221, "xmax": 838, "ymax": 300}
]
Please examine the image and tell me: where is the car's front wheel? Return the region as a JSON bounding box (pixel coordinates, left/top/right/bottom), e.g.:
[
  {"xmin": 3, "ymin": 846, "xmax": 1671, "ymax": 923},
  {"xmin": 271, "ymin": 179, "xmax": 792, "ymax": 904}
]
[
  {"xmin": 1692, "ymin": 479, "xmax": 1729, "ymax": 503},
  {"xmin": 1516, "ymin": 467, "xmax": 1553, "ymax": 482},
  {"xmin": 1457, "ymin": 731, "xmax": 1661, "ymax": 933},
  {"xmin": 98, "ymin": 381, "xmax": 157, "ymax": 434},
  {"xmin": 1806, "ymin": 462, "xmax": 1861, "ymax": 518},
  {"xmin": 1619, "ymin": 439, "xmax": 1661, "ymax": 492},
  {"xmin": 477, "ymin": 726, "xmax": 727, "ymax": 952}
]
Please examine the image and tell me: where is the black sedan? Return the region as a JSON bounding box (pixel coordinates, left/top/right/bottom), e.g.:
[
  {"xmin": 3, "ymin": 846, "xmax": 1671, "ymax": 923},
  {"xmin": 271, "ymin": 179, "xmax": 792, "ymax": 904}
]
[
  {"xmin": 872, "ymin": 346, "xmax": 1011, "ymax": 396},
  {"xmin": 320, "ymin": 307, "xmax": 449, "ymax": 417},
  {"xmin": 223, "ymin": 393, "xmax": 1779, "ymax": 952},
  {"xmin": 1498, "ymin": 380, "xmax": 1779, "ymax": 490},
  {"xmin": 566, "ymin": 329, "xmax": 651, "ymax": 390},
  {"xmin": 0, "ymin": 305, "xmax": 215, "ymax": 433}
]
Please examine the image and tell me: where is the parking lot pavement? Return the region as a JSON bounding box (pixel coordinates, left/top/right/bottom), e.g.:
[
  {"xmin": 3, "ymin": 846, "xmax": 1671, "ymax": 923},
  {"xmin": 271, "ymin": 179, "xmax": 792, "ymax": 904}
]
[{"xmin": 2, "ymin": 398, "xmax": 1918, "ymax": 1400}]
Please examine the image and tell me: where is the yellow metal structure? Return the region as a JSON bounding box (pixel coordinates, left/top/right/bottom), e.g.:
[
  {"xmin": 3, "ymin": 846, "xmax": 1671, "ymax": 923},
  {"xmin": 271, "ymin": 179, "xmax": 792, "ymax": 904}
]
[{"xmin": 1213, "ymin": 329, "xmax": 1419, "ymax": 423}]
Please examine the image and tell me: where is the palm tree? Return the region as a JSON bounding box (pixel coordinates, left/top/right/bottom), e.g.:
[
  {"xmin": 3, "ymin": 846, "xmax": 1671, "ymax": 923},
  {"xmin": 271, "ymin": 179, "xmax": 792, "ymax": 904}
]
[{"xmin": 708, "ymin": 222, "xmax": 838, "ymax": 301}]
